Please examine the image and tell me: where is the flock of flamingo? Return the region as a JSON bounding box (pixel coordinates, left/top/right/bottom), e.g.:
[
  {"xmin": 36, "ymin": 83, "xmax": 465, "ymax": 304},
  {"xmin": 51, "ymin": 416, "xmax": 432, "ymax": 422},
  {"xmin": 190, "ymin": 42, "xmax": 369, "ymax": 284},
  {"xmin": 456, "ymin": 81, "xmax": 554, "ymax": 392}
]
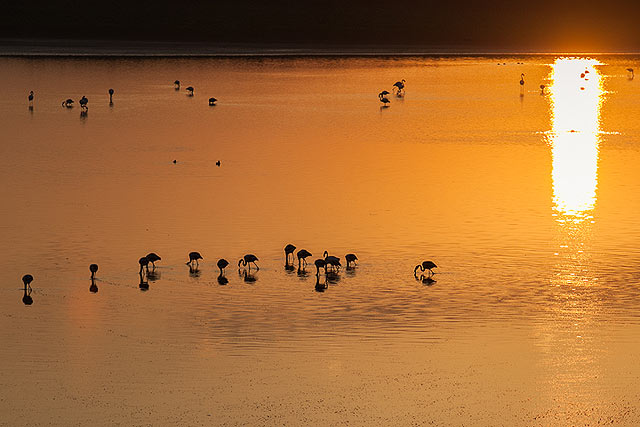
[{"xmin": 20, "ymin": 244, "xmax": 438, "ymax": 304}]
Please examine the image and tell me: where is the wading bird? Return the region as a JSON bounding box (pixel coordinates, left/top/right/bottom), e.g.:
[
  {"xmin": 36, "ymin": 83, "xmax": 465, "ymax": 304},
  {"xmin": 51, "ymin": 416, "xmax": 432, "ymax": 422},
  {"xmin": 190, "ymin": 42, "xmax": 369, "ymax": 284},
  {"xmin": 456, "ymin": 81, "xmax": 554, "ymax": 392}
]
[
  {"xmin": 284, "ymin": 244, "xmax": 296, "ymax": 264},
  {"xmin": 323, "ymin": 251, "xmax": 341, "ymax": 272},
  {"xmin": 314, "ymin": 258, "xmax": 326, "ymax": 276},
  {"xmin": 139, "ymin": 257, "xmax": 149, "ymax": 274},
  {"xmin": 627, "ymin": 68, "xmax": 634, "ymax": 79},
  {"xmin": 519, "ymin": 74, "xmax": 525, "ymax": 92},
  {"xmin": 28, "ymin": 91, "xmax": 34, "ymax": 106},
  {"xmin": 209, "ymin": 97, "xmax": 217, "ymax": 106},
  {"xmin": 540, "ymin": 84, "xmax": 546, "ymax": 95},
  {"xmin": 379, "ymin": 91, "xmax": 390, "ymax": 106},
  {"xmin": 186, "ymin": 251, "xmax": 203, "ymax": 267},
  {"xmin": 22, "ymin": 275, "xmax": 33, "ymax": 305},
  {"xmin": 414, "ymin": 260, "xmax": 437, "ymax": 277},
  {"xmin": 238, "ymin": 254, "xmax": 259, "ymax": 271},
  {"xmin": 174, "ymin": 80, "xmax": 180, "ymax": 89},
  {"xmin": 79, "ymin": 96, "xmax": 88, "ymax": 111},
  {"xmin": 217, "ymin": 258, "xmax": 229, "ymax": 276},
  {"xmin": 296, "ymin": 249, "xmax": 312, "ymax": 268},
  {"xmin": 108, "ymin": 88, "xmax": 114, "ymax": 104},
  {"xmin": 186, "ymin": 86, "xmax": 194, "ymax": 96},
  {"xmin": 22, "ymin": 274, "xmax": 33, "ymax": 290},
  {"xmin": 345, "ymin": 253, "xmax": 358, "ymax": 268},
  {"xmin": 146, "ymin": 253, "xmax": 161, "ymax": 268},
  {"xmin": 392, "ymin": 79, "xmax": 406, "ymax": 94},
  {"xmin": 89, "ymin": 264, "xmax": 98, "ymax": 279},
  {"xmin": 62, "ymin": 99, "xmax": 74, "ymax": 108}
]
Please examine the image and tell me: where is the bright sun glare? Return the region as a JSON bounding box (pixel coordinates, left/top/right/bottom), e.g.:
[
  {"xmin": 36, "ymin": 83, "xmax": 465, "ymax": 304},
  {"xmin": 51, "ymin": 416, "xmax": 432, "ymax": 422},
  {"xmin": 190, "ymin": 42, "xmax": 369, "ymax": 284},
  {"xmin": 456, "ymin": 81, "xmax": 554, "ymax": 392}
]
[{"xmin": 548, "ymin": 57, "xmax": 603, "ymax": 223}]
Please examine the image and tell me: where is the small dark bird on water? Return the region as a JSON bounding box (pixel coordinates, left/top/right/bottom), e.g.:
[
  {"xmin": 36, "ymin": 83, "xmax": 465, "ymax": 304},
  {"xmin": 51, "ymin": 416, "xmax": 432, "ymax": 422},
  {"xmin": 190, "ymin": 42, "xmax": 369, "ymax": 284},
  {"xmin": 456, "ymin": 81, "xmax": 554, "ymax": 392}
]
[
  {"xmin": 379, "ymin": 91, "xmax": 391, "ymax": 106},
  {"xmin": 108, "ymin": 88, "xmax": 114, "ymax": 104},
  {"xmin": 284, "ymin": 244, "xmax": 296, "ymax": 264},
  {"xmin": 174, "ymin": 80, "xmax": 180, "ymax": 89},
  {"xmin": 238, "ymin": 254, "xmax": 259, "ymax": 270},
  {"xmin": 186, "ymin": 86, "xmax": 194, "ymax": 96},
  {"xmin": 79, "ymin": 96, "xmax": 88, "ymax": 111},
  {"xmin": 392, "ymin": 79, "xmax": 406, "ymax": 94},
  {"xmin": 89, "ymin": 263, "xmax": 98, "ymax": 279},
  {"xmin": 209, "ymin": 97, "xmax": 217, "ymax": 106},
  {"xmin": 627, "ymin": 68, "xmax": 634, "ymax": 79},
  {"xmin": 186, "ymin": 251, "xmax": 203, "ymax": 266},
  {"xmin": 22, "ymin": 274, "xmax": 33, "ymax": 289},
  {"xmin": 296, "ymin": 249, "xmax": 312, "ymax": 268},
  {"xmin": 216, "ymin": 160, "xmax": 221, "ymax": 166},
  {"xmin": 28, "ymin": 91, "xmax": 34, "ymax": 106},
  {"xmin": 173, "ymin": 160, "xmax": 177, "ymax": 164},
  {"xmin": 62, "ymin": 99, "xmax": 74, "ymax": 108},
  {"xmin": 345, "ymin": 253, "xmax": 358, "ymax": 268},
  {"xmin": 146, "ymin": 253, "xmax": 161, "ymax": 268},
  {"xmin": 414, "ymin": 261, "xmax": 437, "ymax": 277},
  {"xmin": 540, "ymin": 84, "xmax": 546, "ymax": 95},
  {"xmin": 217, "ymin": 258, "xmax": 229, "ymax": 275},
  {"xmin": 139, "ymin": 257, "xmax": 149, "ymax": 274},
  {"xmin": 22, "ymin": 276, "xmax": 33, "ymax": 305}
]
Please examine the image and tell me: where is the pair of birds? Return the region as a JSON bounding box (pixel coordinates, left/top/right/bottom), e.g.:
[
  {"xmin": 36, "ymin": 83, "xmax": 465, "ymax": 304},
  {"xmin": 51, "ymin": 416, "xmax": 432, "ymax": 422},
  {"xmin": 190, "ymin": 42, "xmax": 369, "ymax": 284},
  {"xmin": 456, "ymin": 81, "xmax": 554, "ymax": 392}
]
[
  {"xmin": 174, "ymin": 80, "xmax": 217, "ymax": 105},
  {"xmin": 61, "ymin": 96, "xmax": 89, "ymax": 109},
  {"xmin": 185, "ymin": 251, "xmax": 256, "ymax": 275},
  {"xmin": 378, "ymin": 79, "xmax": 406, "ymax": 106}
]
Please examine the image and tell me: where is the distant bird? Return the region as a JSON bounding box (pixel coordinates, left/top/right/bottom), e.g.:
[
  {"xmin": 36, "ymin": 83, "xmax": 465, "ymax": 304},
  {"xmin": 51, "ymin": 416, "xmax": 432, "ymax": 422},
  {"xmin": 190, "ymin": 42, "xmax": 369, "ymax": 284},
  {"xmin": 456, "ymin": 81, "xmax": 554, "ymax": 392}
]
[
  {"xmin": 186, "ymin": 86, "xmax": 194, "ymax": 96},
  {"xmin": 173, "ymin": 160, "xmax": 177, "ymax": 164},
  {"xmin": 217, "ymin": 258, "xmax": 229, "ymax": 275},
  {"xmin": 540, "ymin": 84, "xmax": 546, "ymax": 95},
  {"xmin": 215, "ymin": 160, "xmax": 221, "ymax": 167},
  {"xmin": 62, "ymin": 99, "xmax": 74, "ymax": 108},
  {"xmin": 146, "ymin": 253, "xmax": 161, "ymax": 268},
  {"xmin": 414, "ymin": 261, "xmax": 437, "ymax": 277},
  {"xmin": 519, "ymin": 73, "xmax": 525, "ymax": 88},
  {"xmin": 89, "ymin": 263, "xmax": 98, "ymax": 279},
  {"xmin": 284, "ymin": 244, "xmax": 296, "ymax": 264},
  {"xmin": 209, "ymin": 97, "xmax": 217, "ymax": 106},
  {"xmin": 627, "ymin": 68, "xmax": 634, "ymax": 79},
  {"xmin": 174, "ymin": 80, "xmax": 180, "ymax": 89},
  {"xmin": 296, "ymin": 249, "xmax": 312, "ymax": 268},
  {"xmin": 186, "ymin": 251, "xmax": 203, "ymax": 266},
  {"xmin": 79, "ymin": 96, "xmax": 88, "ymax": 111},
  {"xmin": 28, "ymin": 91, "xmax": 34, "ymax": 106},
  {"xmin": 238, "ymin": 254, "xmax": 259, "ymax": 270},
  {"xmin": 139, "ymin": 257, "xmax": 149, "ymax": 274},
  {"xmin": 323, "ymin": 251, "xmax": 341, "ymax": 271},
  {"xmin": 379, "ymin": 91, "xmax": 390, "ymax": 106},
  {"xmin": 314, "ymin": 258, "xmax": 326, "ymax": 276},
  {"xmin": 22, "ymin": 276, "xmax": 33, "ymax": 305},
  {"xmin": 22, "ymin": 274, "xmax": 34, "ymax": 289},
  {"xmin": 392, "ymin": 79, "xmax": 406, "ymax": 94},
  {"xmin": 108, "ymin": 88, "xmax": 114, "ymax": 104},
  {"xmin": 345, "ymin": 253, "xmax": 358, "ymax": 268}
]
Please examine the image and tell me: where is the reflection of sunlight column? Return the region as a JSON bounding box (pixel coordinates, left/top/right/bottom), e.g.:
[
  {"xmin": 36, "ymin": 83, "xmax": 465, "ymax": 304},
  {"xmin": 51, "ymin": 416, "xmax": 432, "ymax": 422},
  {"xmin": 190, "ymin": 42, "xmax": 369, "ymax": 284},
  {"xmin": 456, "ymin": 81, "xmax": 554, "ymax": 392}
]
[{"xmin": 549, "ymin": 58, "xmax": 603, "ymax": 224}]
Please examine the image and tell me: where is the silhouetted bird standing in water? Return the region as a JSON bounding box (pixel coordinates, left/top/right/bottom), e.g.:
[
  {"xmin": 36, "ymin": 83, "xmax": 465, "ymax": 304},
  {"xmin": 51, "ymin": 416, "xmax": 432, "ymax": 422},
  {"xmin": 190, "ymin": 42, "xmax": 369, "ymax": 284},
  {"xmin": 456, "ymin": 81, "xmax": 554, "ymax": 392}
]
[
  {"xmin": 345, "ymin": 253, "xmax": 358, "ymax": 268},
  {"xmin": 62, "ymin": 99, "xmax": 74, "ymax": 108},
  {"xmin": 139, "ymin": 256, "xmax": 150, "ymax": 275},
  {"xmin": 392, "ymin": 79, "xmax": 406, "ymax": 95},
  {"xmin": 238, "ymin": 254, "xmax": 259, "ymax": 271},
  {"xmin": 22, "ymin": 274, "xmax": 33, "ymax": 290},
  {"xmin": 519, "ymin": 74, "xmax": 525, "ymax": 95},
  {"xmin": 79, "ymin": 96, "xmax": 88, "ymax": 111},
  {"xmin": 217, "ymin": 258, "xmax": 229, "ymax": 276},
  {"xmin": 108, "ymin": 88, "xmax": 114, "ymax": 104},
  {"xmin": 323, "ymin": 251, "xmax": 341, "ymax": 272},
  {"xmin": 314, "ymin": 259, "xmax": 326, "ymax": 276},
  {"xmin": 174, "ymin": 80, "xmax": 180, "ymax": 90},
  {"xmin": 284, "ymin": 244, "xmax": 296, "ymax": 265},
  {"xmin": 215, "ymin": 160, "xmax": 221, "ymax": 167},
  {"xmin": 627, "ymin": 68, "xmax": 634, "ymax": 80},
  {"xmin": 28, "ymin": 91, "xmax": 34, "ymax": 107},
  {"xmin": 146, "ymin": 253, "xmax": 161, "ymax": 268},
  {"xmin": 89, "ymin": 263, "xmax": 98, "ymax": 279},
  {"xmin": 414, "ymin": 260, "xmax": 437, "ymax": 277},
  {"xmin": 540, "ymin": 84, "xmax": 546, "ymax": 95},
  {"xmin": 22, "ymin": 274, "xmax": 34, "ymax": 305},
  {"xmin": 379, "ymin": 91, "xmax": 390, "ymax": 107},
  {"xmin": 186, "ymin": 251, "xmax": 203, "ymax": 267},
  {"xmin": 209, "ymin": 97, "xmax": 217, "ymax": 106},
  {"xmin": 186, "ymin": 86, "xmax": 194, "ymax": 96},
  {"xmin": 296, "ymin": 249, "xmax": 312, "ymax": 269}
]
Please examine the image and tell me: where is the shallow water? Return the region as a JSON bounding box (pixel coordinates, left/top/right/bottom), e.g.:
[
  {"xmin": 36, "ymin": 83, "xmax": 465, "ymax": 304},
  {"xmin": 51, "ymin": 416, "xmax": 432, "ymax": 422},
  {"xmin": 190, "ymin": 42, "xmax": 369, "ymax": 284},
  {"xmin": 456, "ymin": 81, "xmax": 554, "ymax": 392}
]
[{"xmin": 2, "ymin": 55, "xmax": 640, "ymax": 425}]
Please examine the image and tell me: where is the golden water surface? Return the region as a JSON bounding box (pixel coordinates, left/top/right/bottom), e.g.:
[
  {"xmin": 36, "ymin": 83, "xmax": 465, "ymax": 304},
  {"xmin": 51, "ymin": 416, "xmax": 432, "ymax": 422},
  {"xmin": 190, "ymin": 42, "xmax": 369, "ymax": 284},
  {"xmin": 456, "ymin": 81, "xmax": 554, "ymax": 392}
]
[{"xmin": 1, "ymin": 55, "xmax": 640, "ymax": 425}]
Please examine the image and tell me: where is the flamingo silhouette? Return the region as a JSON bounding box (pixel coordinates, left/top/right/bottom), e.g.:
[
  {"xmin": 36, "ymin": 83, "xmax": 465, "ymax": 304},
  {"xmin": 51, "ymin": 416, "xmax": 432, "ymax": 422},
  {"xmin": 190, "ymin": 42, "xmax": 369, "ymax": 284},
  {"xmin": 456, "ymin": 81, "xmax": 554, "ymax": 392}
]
[
  {"xmin": 296, "ymin": 249, "xmax": 312, "ymax": 269},
  {"xmin": 186, "ymin": 251, "xmax": 203, "ymax": 267},
  {"xmin": 323, "ymin": 251, "xmax": 341, "ymax": 272},
  {"xmin": 79, "ymin": 96, "xmax": 88, "ymax": 111},
  {"xmin": 108, "ymin": 88, "xmax": 114, "ymax": 104},
  {"xmin": 217, "ymin": 258, "xmax": 229, "ymax": 275},
  {"xmin": 379, "ymin": 91, "xmax": 390, "ymax": 106},
  {"xmin": 627, "ymin": 68, "xmax": 634, "ymax": 80},
  {"xmin": 139, "ymin": 256, "xmax": 150, "ymax": 274},
  {"xmin": 314, "ymin": 258, "xmax": 326, "ymax": 276},
  {"xmin": 414, "ymin": 261, "xmax": 437, "ymax": 277},
  {"xmin": 540, "ymin": 84, "xmax": 546, "ymax": 95},
  {"xmin": 519, "ymin": 74, "xmax": 525, "ymax": 94},
  {"xmin": 62, "ymin": 99, "xmax": 74, "ymax": 108},
  {"xmin": 174, "ymin": 80, "xmax": 180, "ymax": 90},
  {"xmin": 392, "ymin": 79, "xmax": 406, "ymax": 94},
  {"xmin": 209, "ymin": 97, "xmax": 217, "ymax": 106},
  {"xmin": 238, "ymin": 254, "xmax": 259, "ymax": 270},
  {"xmin": 22, "ymin": 276, "xmax": 33, "ymax": 305},
  {"xmin": 28, "ymin": 91, "xmax": 34, "ymax": 106},
  {"xmin": 284, "ymin": 244, "xmax": 296, "ymax": 264},
  {"xmin": 89, "ymin": 263, "xmax": 98, "ymax": 279},
  {"xmin": 146, "ymin": 253, "xmax": 161, "ymax": 268},
  {"xmin": 345, "ymin": 253, "xmax": 358, "ymax": 268},
  {"xmin": 186, "ymin": 86, "xmax": 194, "ymax": 96}
]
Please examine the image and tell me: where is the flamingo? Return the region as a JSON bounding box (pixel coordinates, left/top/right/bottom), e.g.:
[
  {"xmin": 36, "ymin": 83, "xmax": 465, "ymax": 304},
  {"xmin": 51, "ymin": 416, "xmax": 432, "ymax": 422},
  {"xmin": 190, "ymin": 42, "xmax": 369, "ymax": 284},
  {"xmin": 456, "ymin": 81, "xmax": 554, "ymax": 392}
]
[
  {"xmin": 414, "ymin": 260, "xmax": 437, "ymax": 277},
  {"xmin": 540, "ymin": 84, "xmax": 546, "ymax": 95},
  {"xmin": 284, "ymin": 244, "xmax": 296, "ymax": 264},
  {"xmin": 392, "ymin": 79, "xmax": 406, "ymax": 94},
  {"xmin": 209, "ymin": 97, "xmax": 217, "ymax": 106},
  {"xmin": 186, "ymin": 86, "xmax": 194, "ymax": 96},
  {"xmin": 186, "ymin": 251, "xmax": 203, "ymax": 266},
  {"xmin": 174, "ymin": 80, "xmax": 180, "ymax": 89},
  {"xmin": 62, "ymin": 99, "xmax": 74, "ymax": 108},
  {"xmin": 146, "ymin": 253, "xmax": 161, "ymax": 268},
  {"xmin": 238, "ymin": 254, "xmax": 259, "ymax": 270},
  {"xmin": 22, "ymin": 276, "xmax": 33, "ymax": 305},
  {"xmin": 28, "ymin": 91, "xmax": 34, "ymax": 106},
  {"xmin": 627, "ymin": 68, "xmax": 634, "ymax": 79},
  {"xmin": 323, "ymin": 251, "xmax": 341, "ymax": 271},
  {"xmin": 216, "ymin": 160, "xmax": 221, "ymax": 167},
  {"xmin": 89, "ymin": 263, "xmax": 98, "ymax": 279},
  {"xmin": 217, "ymin": 258, "xmax": 229, "ymax": 275},
  {"xmin": 314, "ymin": 259, "xmax": 326, "ymax": 276},
  {"xmin": 519, "ymin": 73, "xmax": 525, "ymax": 92},
  {"xmin": 22, "ymin": 274, "xmax": 33, "ymax": 290},
  {"xmin": 139, "ymin": 257, "xmax": 150, "ymax": 274},
  {"xmin": 108, "ymin": 88, "xmax": 114, "ymax": 104},
  {"xmin": 379, "ymin": 91, "xmax": 390, "ymax": 106},
  {"xmin": 79, "ymin": 96, "xmax": 88, "ymax": 111},
  {"xmin": 345, "ymin": 253, "xmax": 358, "ymax": 268},
  {"xmin": 296, "ymin": 249, "xmax": 312, "ymax": 268}
]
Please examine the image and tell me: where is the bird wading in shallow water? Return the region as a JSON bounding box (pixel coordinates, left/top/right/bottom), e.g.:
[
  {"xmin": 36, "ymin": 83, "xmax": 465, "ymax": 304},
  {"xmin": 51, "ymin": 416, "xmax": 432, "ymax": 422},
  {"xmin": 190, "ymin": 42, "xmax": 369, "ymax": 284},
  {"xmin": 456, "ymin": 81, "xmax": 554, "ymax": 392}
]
[
  {"xmin": 186, "ymin": 252, "xmax": 203, "ymax": 267},
  {"xmin": 238, "ymin": 254, "xmax": 259, "ymax": 271},
  {"xmin": 414, "ymin": 261, "xmax": 437, "ymax": 277}
]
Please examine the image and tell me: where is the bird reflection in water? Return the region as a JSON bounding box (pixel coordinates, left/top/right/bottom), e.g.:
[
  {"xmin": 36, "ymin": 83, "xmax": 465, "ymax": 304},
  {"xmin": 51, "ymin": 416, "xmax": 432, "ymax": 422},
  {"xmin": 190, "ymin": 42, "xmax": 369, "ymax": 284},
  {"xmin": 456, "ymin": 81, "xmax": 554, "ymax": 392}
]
[
  {"xmin": 416, "ymin": 274, "xmax": 436, "ymax": 286},
  {"xmin": 217, "ymin": 275, "xmax": 229, "ymax": 285},
  {"xmin": 89, "ymin": 278, "xmax": 99, "ymax": 293},
  {"xmin": 138, "ymin": 272, "xmax": 149, "ymax": 291},
  {"xmin": 240, "ymin": 269, "xmax": 257, "ymax": 283},
  {"xmin": 147, "ymin": 269, "xmax": 161, "ymax": 282},
  {"xmin": 22, "ymin": 274, "xmax": 34, "ymax": 305},
  {"xmin": 315, "ymin": 274, "xmax": 328, "ymax": 292},
  {"xmin": 189, "ymin": 265, "xmax": 201, "ymax": 278},
  {"xmin": 285, "ymin": 263, "xmax": 295, "ymax": 272},
  {"xmin": 326, "ymin": 270, "xmax": 340, "ymax": 284}
]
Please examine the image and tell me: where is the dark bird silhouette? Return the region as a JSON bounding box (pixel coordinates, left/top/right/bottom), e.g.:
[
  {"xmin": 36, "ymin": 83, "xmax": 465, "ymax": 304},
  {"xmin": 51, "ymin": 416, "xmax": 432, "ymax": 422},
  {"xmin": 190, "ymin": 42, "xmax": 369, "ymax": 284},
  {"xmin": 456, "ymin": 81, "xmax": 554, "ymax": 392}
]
[
  {"xmin": 284, "ymin": 244, "xmax": 296, "ymax": 264},
  {"xmin": 379, "ymin": 91, "xmax": 390, "ymax": 106},
  {"xmin": 540, "ymin": 84, "xmax": 546, "ymax": 95},
  {"xmin": 62, "ymin": 98, "xmax": 74, "ymax": 108},
  {"xmin": 296, "ymin": 249, "xmax": 312, "ymax": 269},
  {"xmin": 139, "ymin": 256, "xmax": 149, "ymax": 274},
  {"xmin": 392, "ymin": 79, "xmax": 406, "ymax": 94},
  {"xmin": 139, "ymin": 272, "xmax": 149, "ymax": 290},
  {"xmin": 146, "ymin": 253, "xmax": 161, "ymax": 268},
  {"xmin": 28, "ymin": 91, "xmax": 34, "ymax": 106},
  {"xmin": 519, "ymin": 73, "xmax": 525, "ymax": 94},
  {"xmin": 314, "ymin": 258, "xmax": 326, "ymax": 276},
  {"xmin": 217, "ymin": 258, "xmax": 229, "ymax": 275},
  {"xmin": 323, "ymin": 251, "xmax": 341, "ymax": 272},
  {"xmin": 215, "ymin": 160, "xmax": 221, "ymax": 166},
  {"xmin": 414, "ymin": 260, "xmax": 437, "ymax": 277},
  {"xmin": 79, "ymin": 96, "xmax": 88, "ymax": 111},
  {"xmin": 209, "ymin": 97, "xmax": 217, "ymax": 106},
  {"xmin": 186, "ymin": 251, "xmax": 203, "ymax": 267},
  {"xmin": 186, "ymin": 86, "xmax": 194, "ymax": 96},
  {"xmin": 345, "ymin": 253, "xmax": 358, "ymax": 268},
  {"xmin": 627, "ymin": 68, "xmax": 634, "ymax": 79},
  {"xmin": 174, "ymin": 80, "xmax": 180, "ymax": 89},
  {"xmin": 108, "ymin": 88, "xmax": 114, "ymax": 104},
  {"xmin": 89, "ymin": 263, "xmax": 98, "ymax": 279},
  {"xmin": 22, "ymin": 274, "xmax": 34, "ymax": 289},
  {"xmin": 22, "ymin": 278, "xmax": 33, "ymax": 305},
  {"xmin": 238, "ymin": 254, "xmax": 259, "ymax": 270}
]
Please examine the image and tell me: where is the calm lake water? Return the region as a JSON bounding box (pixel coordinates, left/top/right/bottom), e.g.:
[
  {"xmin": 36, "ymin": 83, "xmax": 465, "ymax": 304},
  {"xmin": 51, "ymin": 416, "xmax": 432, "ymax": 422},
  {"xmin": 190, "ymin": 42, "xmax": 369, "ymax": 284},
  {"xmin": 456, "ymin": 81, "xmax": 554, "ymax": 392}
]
[{"xmin": 2, "ymin": 55, "xmax": 640, "ymax": 425}]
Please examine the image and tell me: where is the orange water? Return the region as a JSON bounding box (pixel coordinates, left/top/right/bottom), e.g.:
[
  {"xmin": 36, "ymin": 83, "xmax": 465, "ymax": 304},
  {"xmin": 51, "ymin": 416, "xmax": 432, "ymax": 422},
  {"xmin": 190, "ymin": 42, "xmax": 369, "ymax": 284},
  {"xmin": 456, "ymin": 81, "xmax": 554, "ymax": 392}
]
[{"xmin": 2, "ymin": 55, "xmax": 640, "ymax": 424}]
